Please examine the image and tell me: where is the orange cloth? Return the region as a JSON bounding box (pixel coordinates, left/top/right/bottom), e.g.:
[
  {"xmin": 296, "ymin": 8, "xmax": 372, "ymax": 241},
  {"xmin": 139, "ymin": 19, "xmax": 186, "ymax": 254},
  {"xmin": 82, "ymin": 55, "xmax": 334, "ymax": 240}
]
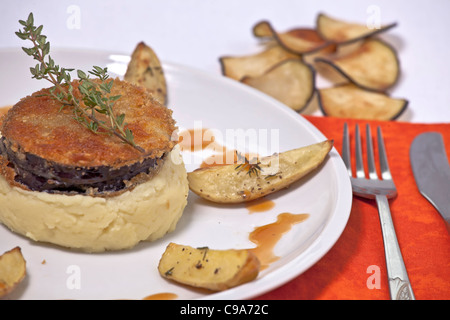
[{"xmin": 255, "ymin": 116, "xmax": 450, "ymax": 300}]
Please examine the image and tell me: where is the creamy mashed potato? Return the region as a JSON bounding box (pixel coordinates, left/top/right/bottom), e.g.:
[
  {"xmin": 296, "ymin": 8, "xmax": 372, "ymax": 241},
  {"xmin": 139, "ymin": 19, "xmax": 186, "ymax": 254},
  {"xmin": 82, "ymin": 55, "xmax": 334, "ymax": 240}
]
[{"xmin": 0, "ymin": 146, "xmax": 189, "ymax": 252}]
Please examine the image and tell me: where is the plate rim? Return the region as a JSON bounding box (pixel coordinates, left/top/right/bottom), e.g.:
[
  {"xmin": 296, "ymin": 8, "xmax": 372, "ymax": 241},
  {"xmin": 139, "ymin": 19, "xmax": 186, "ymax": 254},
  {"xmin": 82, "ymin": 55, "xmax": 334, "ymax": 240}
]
[{"xmin": 0, "ymin": 47, "xmax": 353, "ymax": 300}]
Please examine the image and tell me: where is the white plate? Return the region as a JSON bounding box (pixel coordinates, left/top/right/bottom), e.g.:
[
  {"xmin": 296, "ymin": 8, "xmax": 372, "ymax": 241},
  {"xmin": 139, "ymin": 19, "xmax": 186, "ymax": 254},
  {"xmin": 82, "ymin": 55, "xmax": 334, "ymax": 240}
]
[{"xmin": 0, "ymin": 48, "xmax": 352, "ymax": 300}]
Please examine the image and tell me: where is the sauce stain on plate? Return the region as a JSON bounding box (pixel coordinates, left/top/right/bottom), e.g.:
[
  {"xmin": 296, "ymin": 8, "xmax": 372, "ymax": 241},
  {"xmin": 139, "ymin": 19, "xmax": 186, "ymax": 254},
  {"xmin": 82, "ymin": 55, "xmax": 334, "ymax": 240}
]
[
  {"xmin": 249, "ymin": 213, "xmax": 309, "ymax": 270},
  {"xmin": 178, "ymin": 128, "xmax": 215, "ymax": 152},
  {"xmin": 143, "ymin": 292, "xmax": 178, "ymax": 300},
  {"xmin": 246, "ymin": 198, "xmax": 275, "ymax": 214},
  {"xmin": 178, "ymin": 127, "xmax": 258, "ymax": 168}
]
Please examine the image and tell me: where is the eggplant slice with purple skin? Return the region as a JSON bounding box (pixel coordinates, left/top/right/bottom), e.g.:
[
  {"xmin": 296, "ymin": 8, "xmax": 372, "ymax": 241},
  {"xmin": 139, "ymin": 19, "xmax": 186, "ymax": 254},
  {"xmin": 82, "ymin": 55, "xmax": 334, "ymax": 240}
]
[
  {"xmin": 316, "ymin": 12, "xmax": 397, "ymax": 45},
  {"xmin": 252, "ymin": 20, "xmax": 331, "ymax": 55},
  {"xmin": 0, "ymin": 137, "xmax": 165, "ymax": 195},
  {"xmin": 318, "ymin": 83, "xmax": 408, "ymax": 120},
  {"xmin": 314, "ymin": 38, "xmax": 400, "ymax": 92},
  {"xmin": 219, "ymin": 45, "xmax": 298, "ymax": 81},
  {"xmin": 241, "ymin": 58, "xmax": 315, "ymax": 112}
]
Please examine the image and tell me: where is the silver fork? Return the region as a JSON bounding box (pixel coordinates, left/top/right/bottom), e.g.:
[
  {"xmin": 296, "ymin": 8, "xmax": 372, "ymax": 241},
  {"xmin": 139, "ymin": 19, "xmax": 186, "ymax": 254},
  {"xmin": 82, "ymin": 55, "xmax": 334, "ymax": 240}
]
[{"xmin": 342, "ymin": 123, "xmax": 415, "ymax": 300}]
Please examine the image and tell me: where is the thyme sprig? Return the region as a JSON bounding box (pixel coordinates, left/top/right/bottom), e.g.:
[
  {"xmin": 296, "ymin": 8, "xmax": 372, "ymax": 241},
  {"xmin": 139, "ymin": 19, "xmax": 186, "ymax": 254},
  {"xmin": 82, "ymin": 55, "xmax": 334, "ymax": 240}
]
[
  {"xmin": 235, "ymin": 151, "xmax": 262, "ymax": 177},
  {"xmin": 15, "ymin": 13, "xmax": 144, "ymax": 152}
]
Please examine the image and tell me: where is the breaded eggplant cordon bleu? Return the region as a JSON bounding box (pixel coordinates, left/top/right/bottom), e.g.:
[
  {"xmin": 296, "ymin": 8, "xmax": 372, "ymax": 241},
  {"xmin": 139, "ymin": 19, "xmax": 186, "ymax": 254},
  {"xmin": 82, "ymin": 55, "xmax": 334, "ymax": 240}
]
[{"xmin": 0, "ymin": 79, "xmax": 188, "ymax": 252}]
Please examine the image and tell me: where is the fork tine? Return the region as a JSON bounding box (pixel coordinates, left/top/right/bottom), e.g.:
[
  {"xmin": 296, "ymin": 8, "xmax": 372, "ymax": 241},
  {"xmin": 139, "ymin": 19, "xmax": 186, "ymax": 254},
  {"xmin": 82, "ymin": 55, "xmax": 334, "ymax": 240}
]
[
  {"xmin": 377, "ymin": 126, "xmax": 393, "ymax": 180},
  {"xmin": 365, "ymin": 125, "xmax": 378, "ymax": 180},
  {"xmin": 342, "ymin": 123, "xmax": 352, "ymax": 176},
  {"xmin": 355, "ymin": 124, "xmax": 365, "ymax": 178}
]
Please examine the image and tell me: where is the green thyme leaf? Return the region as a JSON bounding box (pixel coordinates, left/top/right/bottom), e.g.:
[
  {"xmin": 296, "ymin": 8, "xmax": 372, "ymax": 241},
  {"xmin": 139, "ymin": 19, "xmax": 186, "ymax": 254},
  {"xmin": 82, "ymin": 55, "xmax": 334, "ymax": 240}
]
[{"xmin": 16, "ymin": 13, "xmax": 144, "ymax": 152}]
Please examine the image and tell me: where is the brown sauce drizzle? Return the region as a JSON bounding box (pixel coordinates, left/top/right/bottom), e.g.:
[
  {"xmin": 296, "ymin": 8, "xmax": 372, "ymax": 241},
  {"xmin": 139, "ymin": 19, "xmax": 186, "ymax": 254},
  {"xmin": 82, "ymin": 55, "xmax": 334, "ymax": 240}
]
[
  {"xmin": 249, "ymin": 213, "xmax": 309, "ymax": 270},
  {"xmin": 142, "ymin": 292, "xmax": 178, "ymax": 300},
  {"xmin": 178, "ymin": 128, "xmax": 215, "ymax": 152},
  {"xmin": 200, "ymin": 143, "xmax": 238, "ymax": 168},
  {"xmin": 177, "ymin": 128, "xmax": 257, "ymax": 168},
  {"xmin": 245, "ymin": 198, "xmax": 275, "ymax": 214}
]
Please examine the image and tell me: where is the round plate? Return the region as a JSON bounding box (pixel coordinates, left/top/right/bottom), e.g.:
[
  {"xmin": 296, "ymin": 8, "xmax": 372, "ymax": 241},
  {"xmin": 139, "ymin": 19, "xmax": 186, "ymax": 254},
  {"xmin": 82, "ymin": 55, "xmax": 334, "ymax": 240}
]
[{"xmin": 0, "ymin": 48, "xmax": 352, "ymax": 300}]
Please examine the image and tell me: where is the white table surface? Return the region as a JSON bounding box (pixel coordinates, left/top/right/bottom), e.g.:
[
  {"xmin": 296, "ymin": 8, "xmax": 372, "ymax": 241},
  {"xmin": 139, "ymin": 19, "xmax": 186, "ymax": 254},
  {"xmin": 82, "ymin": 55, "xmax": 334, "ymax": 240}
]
[{"xmin": 1, "ymin": 0, "xmax": 449, "ymax": 123}]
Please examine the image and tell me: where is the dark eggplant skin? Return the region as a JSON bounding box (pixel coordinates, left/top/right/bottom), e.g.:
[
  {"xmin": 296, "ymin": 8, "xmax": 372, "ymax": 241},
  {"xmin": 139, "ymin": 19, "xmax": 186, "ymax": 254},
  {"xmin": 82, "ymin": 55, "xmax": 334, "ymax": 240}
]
[
  {"xmin": 0, "ymin": 79, "xmax": 177, "ymax": 197},
  {"xmin": 0, "ymin": 136, "xmax": 165, "ymax": 196}
]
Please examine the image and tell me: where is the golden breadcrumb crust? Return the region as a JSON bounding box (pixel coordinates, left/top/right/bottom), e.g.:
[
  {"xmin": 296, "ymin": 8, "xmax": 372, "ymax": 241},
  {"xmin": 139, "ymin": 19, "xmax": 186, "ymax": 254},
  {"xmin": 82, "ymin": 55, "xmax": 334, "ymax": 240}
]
[{"xmin": 1, "ymin": 79, "xmax": 176, "ymax": 168}]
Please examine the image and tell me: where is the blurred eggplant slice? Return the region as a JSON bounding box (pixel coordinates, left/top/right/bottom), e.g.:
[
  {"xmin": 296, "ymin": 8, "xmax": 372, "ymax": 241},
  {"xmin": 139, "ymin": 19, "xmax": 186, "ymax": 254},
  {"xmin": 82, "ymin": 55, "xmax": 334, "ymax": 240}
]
[
  {"xmin": 252, "ymin": 20, "xmax": 273, "ymax": 38},
  {"xmin": 318, "ymin": 83, "xmax": 408, "ymax": 120},
  {"xmin": 241, "ymin": 58, "xmax": 315, "ymax": 112},
  {"xmin": 316, "ymin": 13, "xmax": 397, "ymax": 44},
  {"xmin": 253, "ymin": 20, "xmax": 330, "ymax": 55},
  {"xmin": 314, "ymin": 38, "xmax": 400, "ymax": 92},
  {"xmin": 219, "ymin": 45, "xmax": 298, "ymax": 81}
]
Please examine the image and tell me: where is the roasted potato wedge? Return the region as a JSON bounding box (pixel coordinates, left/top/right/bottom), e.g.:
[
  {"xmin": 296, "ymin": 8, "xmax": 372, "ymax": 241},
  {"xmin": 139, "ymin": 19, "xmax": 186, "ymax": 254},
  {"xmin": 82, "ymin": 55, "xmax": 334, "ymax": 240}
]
[
  {"xmin": 314, "ymin": 38, "xmax": 400, "ymax": 92},
  {"xmin": 241, "ymin": 58, "xmax": 315, "ymax": 112},
  {"xmin": 124, "ymin": 41, "xmax": 167, "ymax": 105},
  {"xmin": 219, "ymin": 45, "xmax": 298, "ymax": 81},
  {"xmin": 187, "ymin": 140, "xmax": 333, "ymax": 203},
  {"xmin": 253, "ymin": 20, "xmax": 329, "ymax": 54},
  {"xmin": 318, "ymin": 84, "xmax": 408, "ymax": 120},
  {"xmin": 0, "ymin": 247, "xmax": 26, "ymax": 298},
  {"xmin": 158, "ymin": 243, "xmax": 260, "ymax": 291},
  {"xmin": 316, "ymin": 12, "xmax": 397, "ymax": 44}
]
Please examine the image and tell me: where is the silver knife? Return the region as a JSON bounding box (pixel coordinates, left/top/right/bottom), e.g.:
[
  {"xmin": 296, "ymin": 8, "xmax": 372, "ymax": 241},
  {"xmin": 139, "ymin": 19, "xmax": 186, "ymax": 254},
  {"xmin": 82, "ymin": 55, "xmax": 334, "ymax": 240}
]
[{"xmin": 410, "ymin": 132, "xmax": 450, "ymax": 233}]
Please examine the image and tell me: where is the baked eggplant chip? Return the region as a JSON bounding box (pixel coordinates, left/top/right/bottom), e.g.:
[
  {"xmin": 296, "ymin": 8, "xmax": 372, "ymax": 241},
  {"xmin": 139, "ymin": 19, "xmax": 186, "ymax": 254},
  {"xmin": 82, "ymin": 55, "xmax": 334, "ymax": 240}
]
[
  {"xmin": 0, "ymin": 247, "xmax": 26, "ymax": 298},
  {"xmin": 302, "ymin": 41, "xmax": 337, "ymax": 65},
  {"xmin": 124, "ymin": 41, "xmax": 168, "ymax": 105},
  {"xmin": 158, "ymin": 243, "xmax": 260, "ymax": 291},
  {"xmin": 314, "ymin": 38, "xmax": 400, "ymax": 92},
  {"xmin": 187, "ymin": 140, "xmax": 333, "ymax": 204},
  {"xmin": 316, "ymin": 12, "xmax": 397, "ymax": 44},
  {"xmin": 252, "ymin": 20, "xmax": 274, "ymax": 38},
  {"xmin": 219, "ymin": 45, "xmax": 298, "ymax": 81},
  {"xmin": 318, "ymin": 84, "xmax": 407, "ymax": 120},
  {"xmin": 253, "ymin": 20, "xmax": 329, "ymax": 54},
  {"xmin": 241, "ymin": 58, "xmax": 315, "ymax": 111}
]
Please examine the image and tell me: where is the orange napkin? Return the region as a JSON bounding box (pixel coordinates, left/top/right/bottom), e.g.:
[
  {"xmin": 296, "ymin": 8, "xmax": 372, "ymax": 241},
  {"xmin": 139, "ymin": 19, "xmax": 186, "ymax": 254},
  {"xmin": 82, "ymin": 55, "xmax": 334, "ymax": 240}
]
[{"xmin": 255, "ymin": 116, "xmax": 450, "ymax": 300}]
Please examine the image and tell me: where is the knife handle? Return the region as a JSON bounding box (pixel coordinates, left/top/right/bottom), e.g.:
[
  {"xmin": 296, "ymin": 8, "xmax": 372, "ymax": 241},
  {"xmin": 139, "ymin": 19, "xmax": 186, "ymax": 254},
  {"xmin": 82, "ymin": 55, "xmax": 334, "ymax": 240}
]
[{"xmin": 375, "ymin": 195, "xmax": 415, "ymax": 300}]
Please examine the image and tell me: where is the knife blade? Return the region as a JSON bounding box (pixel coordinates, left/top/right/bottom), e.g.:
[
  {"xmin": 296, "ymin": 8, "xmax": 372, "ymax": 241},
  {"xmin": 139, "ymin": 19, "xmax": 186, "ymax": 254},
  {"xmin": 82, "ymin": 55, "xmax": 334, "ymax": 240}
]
[{"xmin": 410, "ymin": 132, "xmax": 450, "ymax": 233}]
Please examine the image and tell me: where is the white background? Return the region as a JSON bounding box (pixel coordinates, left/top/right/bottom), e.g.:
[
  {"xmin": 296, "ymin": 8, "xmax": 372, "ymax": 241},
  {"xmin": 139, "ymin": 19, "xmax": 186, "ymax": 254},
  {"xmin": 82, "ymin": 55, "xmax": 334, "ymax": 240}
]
[{"xmin": 1, "ymin": 0, "xmax": 449, "ymax": 123}]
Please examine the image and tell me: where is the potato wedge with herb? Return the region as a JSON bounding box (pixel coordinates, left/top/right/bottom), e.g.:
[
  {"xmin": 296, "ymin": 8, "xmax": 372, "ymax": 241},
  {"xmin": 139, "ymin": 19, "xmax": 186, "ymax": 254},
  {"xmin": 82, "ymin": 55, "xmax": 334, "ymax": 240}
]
[
  {"xmin": 219, "ymin": 45, "xmax": 298, "ymax": 81},
  {"xmin": 316, "ymin": 13, "xmax": 397, "ymax": 44},
  {"xmin": 124, "ymin": 41, "xmax": 167, "ymax": 105},
  {"xmin": 158, "ymin": 243, "xmax": 260, "ymax": 291},
  {"xmin": 241, "ymin": 58, "xmax": 315, "ymax": 112},
  {"xmin": 187, "ymin": 140, "xmax": 333, "ymax": 203},
  {"xmin": 318, "ymin": 83, "xmax": 408, "ymax": 120},
  {"xmin": 253, "ymin": 20, "xmax": 329, "ymax": 55},
  {"xmin": 315, "ymin": 38, "xmax": 400, "ymax": 92},
  {"xmin": 0, "ymin": 247, "xmax": 26, "ymax": 298}
]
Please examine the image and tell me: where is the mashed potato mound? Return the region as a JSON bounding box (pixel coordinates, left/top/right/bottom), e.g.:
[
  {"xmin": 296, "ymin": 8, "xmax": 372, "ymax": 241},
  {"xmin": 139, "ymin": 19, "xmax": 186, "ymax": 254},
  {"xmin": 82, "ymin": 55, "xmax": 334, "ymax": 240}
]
[{"xmin": 0, "ymin": 146, "xmax": 189, "ymax": 252}]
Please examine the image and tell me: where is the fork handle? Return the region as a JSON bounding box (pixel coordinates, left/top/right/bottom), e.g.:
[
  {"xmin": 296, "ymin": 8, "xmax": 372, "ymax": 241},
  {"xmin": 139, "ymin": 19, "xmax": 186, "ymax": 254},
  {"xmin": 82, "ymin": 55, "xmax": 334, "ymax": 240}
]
[{"xmin": 375, "ymin": 195, "xmax": 415, "ymax": 300}]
